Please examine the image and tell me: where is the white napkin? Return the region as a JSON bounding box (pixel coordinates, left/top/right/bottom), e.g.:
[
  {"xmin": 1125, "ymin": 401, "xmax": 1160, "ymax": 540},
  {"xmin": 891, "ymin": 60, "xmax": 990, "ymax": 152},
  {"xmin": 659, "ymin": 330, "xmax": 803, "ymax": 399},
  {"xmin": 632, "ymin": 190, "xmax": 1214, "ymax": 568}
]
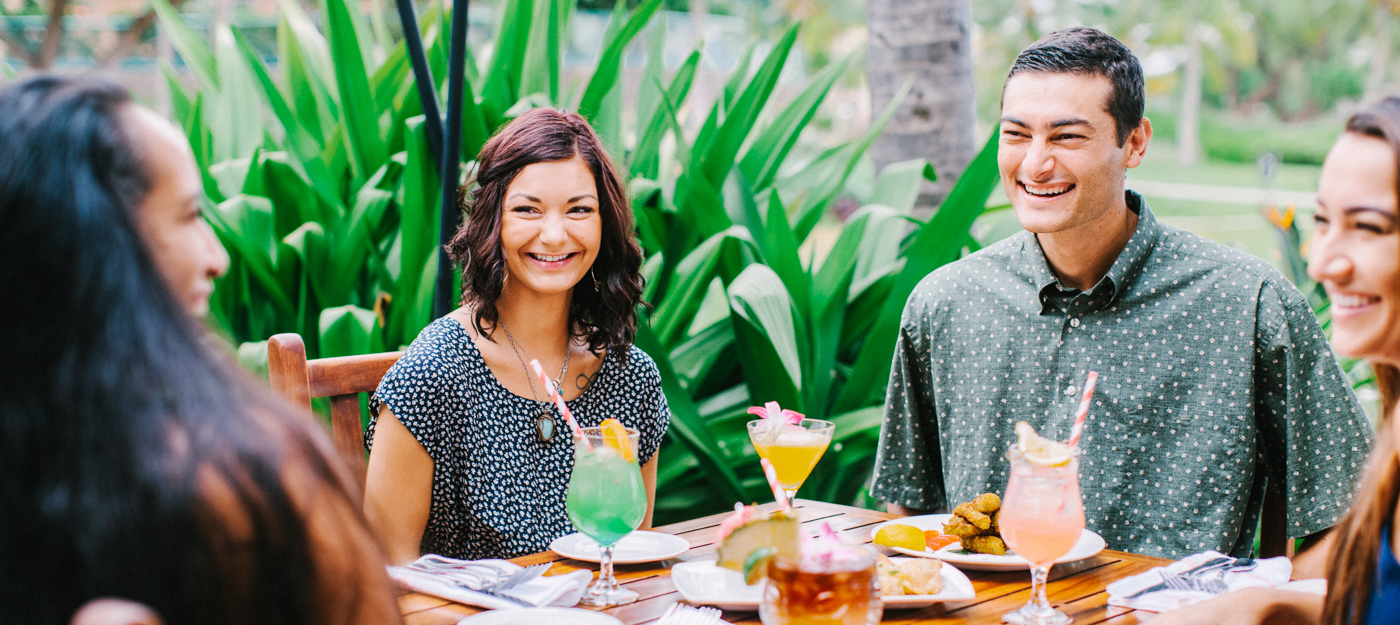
[
  {"xmin": 389, "ymin": 556, "xmax": 593, "ymax": 610},
  {"xmin": 1105, "ymin": 551, "xmax": 1322, "ymax": 612}
]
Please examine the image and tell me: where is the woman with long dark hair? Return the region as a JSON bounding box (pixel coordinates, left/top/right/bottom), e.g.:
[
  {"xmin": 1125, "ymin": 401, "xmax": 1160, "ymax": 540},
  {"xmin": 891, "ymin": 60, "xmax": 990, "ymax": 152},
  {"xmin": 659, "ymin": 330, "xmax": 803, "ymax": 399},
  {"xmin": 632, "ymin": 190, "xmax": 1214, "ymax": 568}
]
[
  {"xmin": 363, "ymin": 107, "xmax": 669, "ymax": 564},
  {"xmin": 1155, "ymin": 98, "xmax": 1400, "ymax": 625},
  {"xmin": 0, "ymin": 75, "xmax": 402, "ymax": 624}
]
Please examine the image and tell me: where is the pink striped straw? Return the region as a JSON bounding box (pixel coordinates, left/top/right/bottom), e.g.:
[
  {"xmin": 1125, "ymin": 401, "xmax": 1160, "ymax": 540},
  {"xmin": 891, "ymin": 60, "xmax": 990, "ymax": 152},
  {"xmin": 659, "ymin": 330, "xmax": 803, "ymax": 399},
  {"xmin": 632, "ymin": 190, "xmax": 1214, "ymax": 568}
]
[
  {"xmin": 528, "ymin": 359, "xmax": 591, "ymax": 449},
  {"xmin": 1067, "ymin": 371, "xmax": 1099, "ymax": 448},
  {"xmin": 760, "ymin": 458, "xmax": 791, "ymax": 512}
]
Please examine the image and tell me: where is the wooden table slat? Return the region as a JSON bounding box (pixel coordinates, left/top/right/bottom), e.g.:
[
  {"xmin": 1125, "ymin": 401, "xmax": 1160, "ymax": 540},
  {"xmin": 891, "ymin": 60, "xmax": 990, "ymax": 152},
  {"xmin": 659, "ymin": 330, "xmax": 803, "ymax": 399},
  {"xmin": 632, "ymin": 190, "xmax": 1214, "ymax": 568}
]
[{"xmin": 398, "ymin": 499, "xmax": 1172, "ymax": 624}]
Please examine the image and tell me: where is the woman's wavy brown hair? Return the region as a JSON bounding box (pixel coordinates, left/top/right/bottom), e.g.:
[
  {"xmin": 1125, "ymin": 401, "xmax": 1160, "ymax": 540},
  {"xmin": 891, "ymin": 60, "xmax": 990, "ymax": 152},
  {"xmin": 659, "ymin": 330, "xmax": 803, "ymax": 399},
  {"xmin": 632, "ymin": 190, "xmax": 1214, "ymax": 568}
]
[
  {"xmin": 447, "ymin": 107, "xmax": 645, "ymax": 360},
  {"xmin": 1322, "ymin": 96, "xmax": 1400, "ymax": 625}
]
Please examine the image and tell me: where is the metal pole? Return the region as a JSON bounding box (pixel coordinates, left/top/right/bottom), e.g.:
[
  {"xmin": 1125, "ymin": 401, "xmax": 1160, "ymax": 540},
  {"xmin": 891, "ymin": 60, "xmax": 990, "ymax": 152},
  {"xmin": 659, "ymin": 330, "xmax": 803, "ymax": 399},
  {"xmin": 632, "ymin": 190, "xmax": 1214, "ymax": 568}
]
[
  {"xmin": 393, "ymin": 0, "xmax": 445, "ymax": 165},
  {"xmin": 435, "ymin": 0, "xmax": 468, "ymax": 320}
]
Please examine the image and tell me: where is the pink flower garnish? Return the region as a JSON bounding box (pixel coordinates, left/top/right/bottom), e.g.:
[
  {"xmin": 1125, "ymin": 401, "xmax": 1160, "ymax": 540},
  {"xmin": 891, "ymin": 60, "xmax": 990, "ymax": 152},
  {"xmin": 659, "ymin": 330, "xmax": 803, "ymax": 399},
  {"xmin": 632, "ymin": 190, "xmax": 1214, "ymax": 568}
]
[
  {"xmin": 716, "ymin": 503, "xmax": 756, "ymax": 542},
  {"xmin": 801, "ymin": 522, "xmax": 860, "ymax": 563},
  {"xmin": 747, "ymin": 401, "xmax": 804, "ymax": 426}
]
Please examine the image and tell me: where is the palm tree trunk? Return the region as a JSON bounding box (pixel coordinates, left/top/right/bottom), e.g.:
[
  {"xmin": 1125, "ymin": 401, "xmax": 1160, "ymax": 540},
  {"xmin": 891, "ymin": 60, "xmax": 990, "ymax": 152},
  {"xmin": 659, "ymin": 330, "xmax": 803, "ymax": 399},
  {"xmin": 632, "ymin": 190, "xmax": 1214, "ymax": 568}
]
[
  {"xmin": 865, "ymin": 0, "xmax": 976, "ymax": 210},
  {"xmin": 1179, "ymin": 25, "xmax": 1203, "ymax": 169}
]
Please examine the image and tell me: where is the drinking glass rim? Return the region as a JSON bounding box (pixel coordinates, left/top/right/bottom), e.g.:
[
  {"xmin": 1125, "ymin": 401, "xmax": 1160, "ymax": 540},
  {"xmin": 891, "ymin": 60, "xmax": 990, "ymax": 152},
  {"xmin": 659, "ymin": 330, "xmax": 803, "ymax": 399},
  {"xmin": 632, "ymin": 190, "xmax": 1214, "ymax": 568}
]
[
  {"xmin": 578, "ymin": 425, "xmax": 640, "ymax": 438},
  {"xmin": 769, "ymin": 547, "xmax": 877, "ymax": 572},
  {"xmin": 746, "ymin": 418, "xmax": 835, "ymax": 432}
]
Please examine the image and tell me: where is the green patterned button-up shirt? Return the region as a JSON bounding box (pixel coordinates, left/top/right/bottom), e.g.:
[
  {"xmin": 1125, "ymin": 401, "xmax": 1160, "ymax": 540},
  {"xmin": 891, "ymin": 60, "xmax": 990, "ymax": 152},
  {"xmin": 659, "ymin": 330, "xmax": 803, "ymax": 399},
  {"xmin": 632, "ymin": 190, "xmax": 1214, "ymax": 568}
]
[{"xmin": 871, "ymin": 192, "xmax": 1374, "ymax": 558}]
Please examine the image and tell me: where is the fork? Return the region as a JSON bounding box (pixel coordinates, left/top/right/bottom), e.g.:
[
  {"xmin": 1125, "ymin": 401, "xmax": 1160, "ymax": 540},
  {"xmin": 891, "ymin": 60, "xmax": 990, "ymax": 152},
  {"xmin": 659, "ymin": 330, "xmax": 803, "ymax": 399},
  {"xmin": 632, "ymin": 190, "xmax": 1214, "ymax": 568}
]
[{"xmin": 496, "ymin": 562, "xmax": 551, "ymax": 592}]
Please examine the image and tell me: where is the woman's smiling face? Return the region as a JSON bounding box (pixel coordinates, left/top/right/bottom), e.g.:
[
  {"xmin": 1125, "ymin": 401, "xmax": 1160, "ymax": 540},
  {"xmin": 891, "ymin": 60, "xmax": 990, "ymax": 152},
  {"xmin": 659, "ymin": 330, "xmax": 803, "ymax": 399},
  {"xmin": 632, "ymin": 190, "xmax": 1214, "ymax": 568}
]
[
  {"xmin": 1310, "ymin": 131, "xmax": 1400, "ymax": 365},
  {"xmin": 498, "ymin": 155, "xmax": 602, "ymax": 298}
]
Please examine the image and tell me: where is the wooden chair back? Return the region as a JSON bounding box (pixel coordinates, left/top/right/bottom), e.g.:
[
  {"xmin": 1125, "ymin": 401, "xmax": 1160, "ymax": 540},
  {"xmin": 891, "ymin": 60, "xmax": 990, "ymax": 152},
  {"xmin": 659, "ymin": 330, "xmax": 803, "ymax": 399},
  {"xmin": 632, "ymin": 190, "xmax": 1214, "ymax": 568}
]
[{"xmin": 267, "ymin": 333, "xmax": 402, "ymax": 485}]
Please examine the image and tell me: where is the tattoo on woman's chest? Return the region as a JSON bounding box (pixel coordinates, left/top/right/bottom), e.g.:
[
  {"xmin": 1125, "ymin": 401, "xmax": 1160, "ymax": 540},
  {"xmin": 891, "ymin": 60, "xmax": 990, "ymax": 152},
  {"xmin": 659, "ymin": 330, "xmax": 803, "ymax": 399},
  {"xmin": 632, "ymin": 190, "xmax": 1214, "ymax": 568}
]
[{"xmin": 575, "ymin": 371, "xmax": 594, "ymax": 391}]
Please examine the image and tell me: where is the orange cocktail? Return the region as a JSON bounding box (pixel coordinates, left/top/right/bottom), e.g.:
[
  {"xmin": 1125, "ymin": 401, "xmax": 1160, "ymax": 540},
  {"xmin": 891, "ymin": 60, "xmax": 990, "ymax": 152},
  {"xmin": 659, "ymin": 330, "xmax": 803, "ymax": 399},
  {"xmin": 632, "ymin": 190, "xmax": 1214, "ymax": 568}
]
[
  {"xmin": 999, "ymin": 423, "xmax": 1085, "ymax": 625},
  {"xmin": 747, "ymin": 418, "xmax": 834, "ymax": 505}
]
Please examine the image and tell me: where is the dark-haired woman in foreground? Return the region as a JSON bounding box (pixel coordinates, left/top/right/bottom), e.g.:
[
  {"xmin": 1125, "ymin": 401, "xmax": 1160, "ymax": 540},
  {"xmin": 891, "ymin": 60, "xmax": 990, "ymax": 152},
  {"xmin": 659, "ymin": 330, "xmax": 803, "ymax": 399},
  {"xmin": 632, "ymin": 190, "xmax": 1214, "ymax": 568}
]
[
  {"xmin": 0, "ymin": 75, "xmax": 402, "ymax": 624},
  {"xmin": 1155, "ymin": 98, "xmax": 1400, "ymax": 625},
  {"xmin": 363, "ymin": 107, "xmax": 670, "ymax": 564}
]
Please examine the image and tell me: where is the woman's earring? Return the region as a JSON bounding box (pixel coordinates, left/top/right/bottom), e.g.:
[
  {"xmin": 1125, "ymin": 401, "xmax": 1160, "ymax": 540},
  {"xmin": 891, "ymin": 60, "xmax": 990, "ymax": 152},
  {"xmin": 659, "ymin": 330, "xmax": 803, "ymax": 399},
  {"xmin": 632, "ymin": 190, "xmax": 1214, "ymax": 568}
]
[{"xmin": 591, "ymin": 267, "xmax": 600, "ymax": 292}]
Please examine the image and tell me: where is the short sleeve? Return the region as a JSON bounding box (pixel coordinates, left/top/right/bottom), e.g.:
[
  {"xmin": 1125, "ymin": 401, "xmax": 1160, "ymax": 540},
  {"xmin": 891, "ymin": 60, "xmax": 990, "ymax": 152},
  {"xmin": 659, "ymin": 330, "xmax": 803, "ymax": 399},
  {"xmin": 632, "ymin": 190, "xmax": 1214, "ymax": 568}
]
[
  {"xmin": 1252, "ymin": 281, "xmax": 1375, "ymax": 538},
  {"xmin": 870, "ymin": 288, "xmax": 947, "ymax": 512},
  {"xmin": 365, "ymin": 330, "xmax": 467, "ymax": 464},
  {"xmin": 628, "ymin": 347, "xmax": 670, "ymax": 465}
]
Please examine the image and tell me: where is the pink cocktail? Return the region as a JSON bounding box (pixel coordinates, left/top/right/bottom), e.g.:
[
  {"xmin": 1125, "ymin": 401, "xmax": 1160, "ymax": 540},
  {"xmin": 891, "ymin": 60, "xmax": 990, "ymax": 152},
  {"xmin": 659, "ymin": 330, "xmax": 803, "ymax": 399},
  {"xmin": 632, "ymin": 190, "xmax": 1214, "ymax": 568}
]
[{"xmin": 999, "ymin": 448, "xmax": 1084, "ymax": 625}]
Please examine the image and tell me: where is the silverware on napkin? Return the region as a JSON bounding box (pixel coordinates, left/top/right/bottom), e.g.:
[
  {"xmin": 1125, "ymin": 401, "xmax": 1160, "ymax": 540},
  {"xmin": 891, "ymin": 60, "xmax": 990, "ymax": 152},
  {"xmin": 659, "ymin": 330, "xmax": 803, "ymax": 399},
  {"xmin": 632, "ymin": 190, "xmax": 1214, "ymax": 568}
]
[{"xmin": 1120, "ymin": 556, "xmax": 1234, "ymax": 599}]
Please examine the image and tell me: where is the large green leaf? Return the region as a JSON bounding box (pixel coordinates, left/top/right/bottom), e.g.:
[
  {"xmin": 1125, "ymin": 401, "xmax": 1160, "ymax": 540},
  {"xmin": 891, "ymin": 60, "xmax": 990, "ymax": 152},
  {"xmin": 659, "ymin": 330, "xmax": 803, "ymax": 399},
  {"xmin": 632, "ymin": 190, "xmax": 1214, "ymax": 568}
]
[
  {"xmin": 738, "ymin": 55, "xmax": 848, "ymax": 191},
  {"xmin": 324, "ymin": 0, "xmax": 387, "ymax": 182},
  {"xmin": 727, "ymin": 264, "xmax": 802, "ymax": 410},
  {"xmin": 152, "ymin": 0, "xmax": 218, "ymax": 90},
  {"xmin": 834, "ymin": 128, "xmax": 1001, "ymax": 413},
  {"xmin": 388, "ymin": 116, "xmax": 441, "ymax": 349},
  {"xmin": 577, "ymin": 0, "xmax": 663, "ymax": 119},
  {"xmin": 320, "ymin": 304, "xmax": 385, "ymax": 358},
  {"xmin": 635, "ymin": 324, "xmax": 747, "ymax": 505}
]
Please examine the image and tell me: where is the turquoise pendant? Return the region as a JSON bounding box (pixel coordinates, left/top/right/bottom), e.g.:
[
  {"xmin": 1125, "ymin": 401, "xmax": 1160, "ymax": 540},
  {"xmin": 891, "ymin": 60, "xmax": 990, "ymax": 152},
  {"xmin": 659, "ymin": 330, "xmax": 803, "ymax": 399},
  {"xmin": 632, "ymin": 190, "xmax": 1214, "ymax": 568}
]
[{"xmin": 536, "ymin": 413, "xmax": 556, "ymax": 442}]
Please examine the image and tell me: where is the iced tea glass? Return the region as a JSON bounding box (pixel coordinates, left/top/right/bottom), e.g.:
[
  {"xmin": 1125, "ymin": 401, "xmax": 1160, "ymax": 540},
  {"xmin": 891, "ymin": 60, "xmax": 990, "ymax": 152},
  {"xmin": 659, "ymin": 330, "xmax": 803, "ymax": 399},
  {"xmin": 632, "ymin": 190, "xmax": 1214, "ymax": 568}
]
[
  {"xmin": 999, "ymin": 448, "xmax": 1085, "ymax": 625},
  {"xmin": 759, "ymin": 547, "xmax": 882, "ymax": 625}
]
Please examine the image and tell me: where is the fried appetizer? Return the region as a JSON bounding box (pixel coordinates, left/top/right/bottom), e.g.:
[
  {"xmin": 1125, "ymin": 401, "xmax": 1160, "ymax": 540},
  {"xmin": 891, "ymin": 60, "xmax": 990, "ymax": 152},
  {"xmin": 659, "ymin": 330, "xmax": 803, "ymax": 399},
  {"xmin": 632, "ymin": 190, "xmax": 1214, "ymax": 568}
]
[
  {"xmin": 971, "ymin": 492, "xmax": 1001, "ymax": 513},
  {"xmin": 960, "ymin": 535, "xmax": 1007, "ymax": 556},
  {"xmin": 898, "ymin": 559, "xmax": 944, "ymax": 595},
  {"xmin": 942, "ymin": 514, "xmax": 982, "ymax": 537},
  {"xmin": 876, "ymin": 554, "xmax": 945, "ymax": 596},
  {"xmin": 952, "ymin": 502, "xmax": 993, "ymax": 530}
]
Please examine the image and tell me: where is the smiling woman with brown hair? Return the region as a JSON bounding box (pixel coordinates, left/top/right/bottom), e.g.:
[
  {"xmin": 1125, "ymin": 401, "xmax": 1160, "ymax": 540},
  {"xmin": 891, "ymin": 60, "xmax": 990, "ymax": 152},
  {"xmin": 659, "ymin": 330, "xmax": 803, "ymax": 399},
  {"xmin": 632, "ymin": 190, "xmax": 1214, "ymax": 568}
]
[
  {"xmin": 1153, "ymin": 97, "xmax": 1400, "ymax": 625},
  {"xmin": 362, "ymin": 107, "xmax": 670, "ymax": 565}
]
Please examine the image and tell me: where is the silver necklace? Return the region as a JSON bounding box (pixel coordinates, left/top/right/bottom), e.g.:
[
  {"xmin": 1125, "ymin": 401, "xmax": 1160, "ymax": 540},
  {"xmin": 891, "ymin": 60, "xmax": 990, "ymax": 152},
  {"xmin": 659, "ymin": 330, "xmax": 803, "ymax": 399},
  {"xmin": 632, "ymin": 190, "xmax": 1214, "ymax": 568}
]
[{"xmin": 499, "ymin": 320, "xmax": 570, "ymax": 443}]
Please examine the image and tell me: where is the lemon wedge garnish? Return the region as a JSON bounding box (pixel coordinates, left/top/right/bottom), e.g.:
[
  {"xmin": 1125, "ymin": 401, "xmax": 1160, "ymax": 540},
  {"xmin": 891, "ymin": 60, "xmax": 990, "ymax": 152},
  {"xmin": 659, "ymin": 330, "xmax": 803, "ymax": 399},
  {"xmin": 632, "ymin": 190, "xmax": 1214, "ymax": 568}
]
[
  {"xmin": 599, "ymin": 418, "xmax": 635, "ymax": 463},
  {"xmin": 1015, "ymin": 421, "xmax": 1073, "ymax": 467},
  {"xmin": 873, "ymin": 524, "xmax": 926, "ymax": 551}
]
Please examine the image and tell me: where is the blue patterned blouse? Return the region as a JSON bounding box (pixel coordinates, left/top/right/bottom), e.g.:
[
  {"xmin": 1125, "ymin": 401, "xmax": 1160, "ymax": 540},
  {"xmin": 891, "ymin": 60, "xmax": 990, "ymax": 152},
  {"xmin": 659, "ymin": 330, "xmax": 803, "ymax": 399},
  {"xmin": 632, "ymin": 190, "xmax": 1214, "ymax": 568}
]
[{"xmin": 367, "ymin": 317, "xmax": 670, "ymax": 560}]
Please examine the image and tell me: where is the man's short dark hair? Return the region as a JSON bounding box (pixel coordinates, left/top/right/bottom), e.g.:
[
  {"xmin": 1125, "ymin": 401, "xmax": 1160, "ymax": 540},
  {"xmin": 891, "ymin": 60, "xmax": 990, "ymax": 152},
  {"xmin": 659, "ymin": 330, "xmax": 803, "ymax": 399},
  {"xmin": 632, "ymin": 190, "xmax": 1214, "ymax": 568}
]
[{"xmin": 1003, "ymin": 27, "xmax": 1144, "ymax": 147}]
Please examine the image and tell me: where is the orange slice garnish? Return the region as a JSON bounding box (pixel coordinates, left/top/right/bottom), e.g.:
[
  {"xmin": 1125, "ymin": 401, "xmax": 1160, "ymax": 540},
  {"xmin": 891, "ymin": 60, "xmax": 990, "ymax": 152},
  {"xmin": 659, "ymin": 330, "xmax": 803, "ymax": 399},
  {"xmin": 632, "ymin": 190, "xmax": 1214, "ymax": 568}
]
[{"xmin": 599, "ymin": 418, "xmax": 635, "ymax": 462}]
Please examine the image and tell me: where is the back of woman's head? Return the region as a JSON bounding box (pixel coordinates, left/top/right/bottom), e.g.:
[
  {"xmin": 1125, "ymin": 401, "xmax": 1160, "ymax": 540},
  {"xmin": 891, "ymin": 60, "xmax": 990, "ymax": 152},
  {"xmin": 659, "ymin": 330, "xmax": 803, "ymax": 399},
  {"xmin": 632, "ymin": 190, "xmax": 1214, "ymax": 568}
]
[
  {"xmin": 1323, "ymin": 95, "xmax": 1400, "ymax": 625},
  {"xmin": 0, "ymin": 75, "xmax": 350, "ymax": 624},
  {"xmin": 448, "ymin": 107, "xmax": 645, "ymax": 357}
]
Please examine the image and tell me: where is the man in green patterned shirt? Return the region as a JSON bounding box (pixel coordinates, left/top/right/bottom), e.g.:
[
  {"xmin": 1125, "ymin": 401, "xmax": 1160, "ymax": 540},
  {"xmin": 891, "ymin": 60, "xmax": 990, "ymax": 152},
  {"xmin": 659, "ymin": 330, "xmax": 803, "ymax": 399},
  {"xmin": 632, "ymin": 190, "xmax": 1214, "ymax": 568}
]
[{"xmin": 870, "ymin": 28, "xmax": 1373, "ymax": 572}]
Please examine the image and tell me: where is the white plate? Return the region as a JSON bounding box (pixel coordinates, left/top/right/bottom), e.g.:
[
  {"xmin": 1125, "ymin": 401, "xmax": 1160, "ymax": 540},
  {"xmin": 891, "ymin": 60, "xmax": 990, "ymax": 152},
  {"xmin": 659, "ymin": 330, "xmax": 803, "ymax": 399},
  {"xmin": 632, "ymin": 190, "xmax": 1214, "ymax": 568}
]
[
  {"xmin": 456, "ymin": 608, "xmax": 622, "ymax": 625},
  {"xmin": 869, "ymin": 514, "xmax": 1106, "ymax": 572},
  {"xmin": 669, "ymin": 558, "xmax": 976, "ymax": 611},
  {"xmin": 549, "ymin": 531, "xmax": 691, "ymax": 564}
]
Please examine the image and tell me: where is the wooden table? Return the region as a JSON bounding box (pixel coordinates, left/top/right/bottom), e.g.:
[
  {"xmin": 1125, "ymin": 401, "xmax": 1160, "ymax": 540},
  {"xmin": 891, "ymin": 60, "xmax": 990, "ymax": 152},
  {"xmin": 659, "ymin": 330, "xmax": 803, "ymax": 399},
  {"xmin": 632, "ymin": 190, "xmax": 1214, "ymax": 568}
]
[{"xmin": 399, "ymin": 499, "xmax": 1171, "ymax": 624}]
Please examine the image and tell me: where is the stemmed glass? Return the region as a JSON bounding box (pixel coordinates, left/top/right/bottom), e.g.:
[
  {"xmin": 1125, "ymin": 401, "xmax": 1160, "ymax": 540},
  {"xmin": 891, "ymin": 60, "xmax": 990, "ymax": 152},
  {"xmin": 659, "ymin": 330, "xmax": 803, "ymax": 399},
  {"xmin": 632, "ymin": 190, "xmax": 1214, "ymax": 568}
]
[
  {"xmin": 998, "ymin": 447, "xmax": 1086, "ymax": 625},
  {"xmin": 746, "ymin": 418, "xmax": 834, "ymax": 506},
  {"xmin": 565, "ymin": 426, "xmax": 647, "ymax": 607}
]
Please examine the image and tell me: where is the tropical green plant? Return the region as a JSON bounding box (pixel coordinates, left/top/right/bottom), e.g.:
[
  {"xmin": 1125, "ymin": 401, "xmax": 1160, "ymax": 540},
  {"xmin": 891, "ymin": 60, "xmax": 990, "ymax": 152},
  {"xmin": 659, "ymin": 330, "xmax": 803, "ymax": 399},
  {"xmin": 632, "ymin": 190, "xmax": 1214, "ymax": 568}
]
[{"xmin": 155, "ymin": 0, "xmax": 1000, "ymax": 522}]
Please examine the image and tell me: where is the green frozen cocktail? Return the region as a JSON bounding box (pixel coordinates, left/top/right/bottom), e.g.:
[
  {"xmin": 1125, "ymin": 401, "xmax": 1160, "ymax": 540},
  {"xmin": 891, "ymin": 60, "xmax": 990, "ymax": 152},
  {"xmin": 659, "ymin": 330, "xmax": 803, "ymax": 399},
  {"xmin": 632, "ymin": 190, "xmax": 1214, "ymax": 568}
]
[{"xmin": 566, "ymin": 420, "xmax": 645, "ymax": 606}]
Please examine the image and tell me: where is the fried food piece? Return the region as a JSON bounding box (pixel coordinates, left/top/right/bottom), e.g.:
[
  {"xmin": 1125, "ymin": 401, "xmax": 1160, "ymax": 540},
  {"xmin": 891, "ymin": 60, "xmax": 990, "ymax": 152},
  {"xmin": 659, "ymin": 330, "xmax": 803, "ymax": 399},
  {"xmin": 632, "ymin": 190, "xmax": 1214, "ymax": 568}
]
[
  {"xmin": 952, "ymin": 502, "xmax": 993, "ymax": 530},
  {"xmin": 876, "ymin": 554, "xmax": 905, "ymax": 597},
  {"xmin": 942, "ymin": 514, "xmax": 983, "ymax": 537},
  {"xmin": 991, "ymin": 510, "xmax": 999, "ymax": 534},
  {"xmin": 898, "ymin": 559, "xmax": 944, "ymax": 595},
  {"xmin": 961, "ymin": 535, "xmax": 1007, "ymax": 556},
  {"xmin": 971, "ymin": 492, "xmax": 1001, "ymax": 513}
]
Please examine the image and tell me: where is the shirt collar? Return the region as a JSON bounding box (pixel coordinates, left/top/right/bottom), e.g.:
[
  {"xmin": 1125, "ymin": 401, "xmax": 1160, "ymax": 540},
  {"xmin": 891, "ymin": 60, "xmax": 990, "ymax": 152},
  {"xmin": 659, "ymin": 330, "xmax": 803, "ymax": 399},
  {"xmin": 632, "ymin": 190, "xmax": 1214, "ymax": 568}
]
[{"xmin": 1019, "ymin": 191, "xmax": 1161, "ymax": 314}]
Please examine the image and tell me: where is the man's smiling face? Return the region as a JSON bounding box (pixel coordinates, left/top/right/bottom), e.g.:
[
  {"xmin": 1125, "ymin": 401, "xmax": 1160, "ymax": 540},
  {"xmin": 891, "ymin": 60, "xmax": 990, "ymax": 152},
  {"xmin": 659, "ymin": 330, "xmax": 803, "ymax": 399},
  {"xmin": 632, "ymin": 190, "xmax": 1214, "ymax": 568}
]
[{"xmin": 998, "ymin": 72, "xmax": 1147, "ymax": 235}]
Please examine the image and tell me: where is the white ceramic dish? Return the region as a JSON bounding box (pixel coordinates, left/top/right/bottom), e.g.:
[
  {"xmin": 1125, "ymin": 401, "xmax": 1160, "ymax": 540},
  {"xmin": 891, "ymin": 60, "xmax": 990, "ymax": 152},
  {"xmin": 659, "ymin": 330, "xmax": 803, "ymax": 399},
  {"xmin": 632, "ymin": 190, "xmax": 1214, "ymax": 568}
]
[
  {"xmin": 869, "ymin": 514, "xmax": 1106, "ymax": 572},
  {"xmin": 456, "ymin": 608, "xmax": 623, "ymax": 624},
  {"xmin": 669, "ymin": 558, "xmax": 976, "ymax": 611},
  {"xmin": 549, "ymin": 531, "xmax": 691, "ymax": 565}
]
